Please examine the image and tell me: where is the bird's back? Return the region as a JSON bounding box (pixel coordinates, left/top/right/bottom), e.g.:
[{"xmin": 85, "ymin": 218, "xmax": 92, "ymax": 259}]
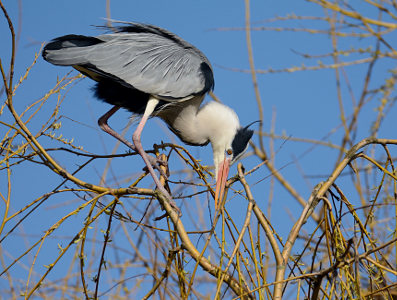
[{"xmin": 43, "ymin": 22, "xmax": 214, "ymax": 111}]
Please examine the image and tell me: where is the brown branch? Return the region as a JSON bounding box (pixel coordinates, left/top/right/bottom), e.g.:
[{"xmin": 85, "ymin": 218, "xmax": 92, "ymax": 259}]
[
  {"xmin": 244, "ymin": 0, "xmax": 264, "ymax": 152},
  {"xmin": 273, "ymin": 138, "xmax": 397, "ymax": 299},
  {"xmin": 0, "ymin": 0, "xmax": 16, "ymax": 98},
  {"xmin": 142, "ymin": 247, "xmax": 180, "ymax": 300},
  {"xmin": 252, "ymin": 143, "xmax": 323, "ymax": 225},
  {"xmin": 153, "ymin": 191, "xmax": 254, "ymax": 299},
  {"xmin": 311, "ymin": 0, "xmax": 397, "ymax": 29},
  {"xmin": 214, "ymin": 164, "xmax": 256, "ymax": 297},
  {"xmin": 94, "ymin": 198, "xmax": 118, "ymax": 299}
]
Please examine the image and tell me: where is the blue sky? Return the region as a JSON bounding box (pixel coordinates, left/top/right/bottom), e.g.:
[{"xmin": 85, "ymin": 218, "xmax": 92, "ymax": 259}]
[{"xmin": 1, "ymin": 0, "xmax": 396, "ymax": 297}]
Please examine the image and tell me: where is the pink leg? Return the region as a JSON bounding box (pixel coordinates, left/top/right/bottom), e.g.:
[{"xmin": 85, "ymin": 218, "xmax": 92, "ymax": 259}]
[
  {"xmin": 132, "ymin": 98, "xmax": 180, "ymax": 215},
  {"xmin": 98, "ymin": 106, "xmax": 137, "ymax": 150},
  {"xmin": 98, "ymin": 105, "xmax": 168, "ymax": 177}
]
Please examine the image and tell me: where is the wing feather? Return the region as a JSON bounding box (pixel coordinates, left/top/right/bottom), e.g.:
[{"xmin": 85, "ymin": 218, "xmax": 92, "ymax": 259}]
[{"xmin": 43, "ymin": 24, "xmax": 214, "ymax": 100}]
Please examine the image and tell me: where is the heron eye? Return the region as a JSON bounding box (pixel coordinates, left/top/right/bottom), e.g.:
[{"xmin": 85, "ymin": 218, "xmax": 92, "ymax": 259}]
[{"xmin": 226, "ymin": 148, "xmax": 233, "ymax": 156}]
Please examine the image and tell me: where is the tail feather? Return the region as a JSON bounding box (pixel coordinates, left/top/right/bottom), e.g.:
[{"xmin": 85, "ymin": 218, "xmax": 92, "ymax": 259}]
[{"xmin": 42, "ymin": 35, "xmax": 103, "ymax": 66}]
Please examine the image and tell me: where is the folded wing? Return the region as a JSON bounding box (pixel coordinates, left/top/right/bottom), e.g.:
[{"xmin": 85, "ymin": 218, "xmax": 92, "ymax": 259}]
[{"xmin": 43, "ymin": 23, "xmax": 214, "ymax": 100}]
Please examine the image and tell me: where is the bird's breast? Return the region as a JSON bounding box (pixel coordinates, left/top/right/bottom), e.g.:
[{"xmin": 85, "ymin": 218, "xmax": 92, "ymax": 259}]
[{"xmin": 158, "ymin": 96, "xmax": 210, "ymax": 146}]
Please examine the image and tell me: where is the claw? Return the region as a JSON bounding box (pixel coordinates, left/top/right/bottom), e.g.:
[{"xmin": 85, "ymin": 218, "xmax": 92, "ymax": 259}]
[
  {"xmin": 155, "ymin": 158, "xmax": 168, "ymax": 167},
  {"xmin": 171, "ymin": 201, "xmax": 182, "ymax": 217},
  {"xmin": 154, "ymin": 199, "xmax": 182, "ymax": 220},
  {"xmin": 144, "ymin": 155, "xmax": 169, "ymax": 179}
]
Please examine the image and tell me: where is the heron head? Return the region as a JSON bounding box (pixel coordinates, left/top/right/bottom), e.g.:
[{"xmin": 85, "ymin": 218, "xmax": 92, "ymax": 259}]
[
  {"xmin": 212, "ymin": 121, "xmax": 255, "ymax": 210},
  {"xmin": 195, "ymin": 101, "xmax": 254, "ymax": 209}
]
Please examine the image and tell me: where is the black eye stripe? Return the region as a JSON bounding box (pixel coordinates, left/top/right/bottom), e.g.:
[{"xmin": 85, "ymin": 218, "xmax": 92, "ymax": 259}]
[{"xmin": 231, "ymin": 126, "xmax": 254, "ymax": 160}]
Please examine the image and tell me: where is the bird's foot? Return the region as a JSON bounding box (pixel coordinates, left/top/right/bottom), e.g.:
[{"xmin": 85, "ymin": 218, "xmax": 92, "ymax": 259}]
[
  {"xmin": 170, "ymin": 200, "xmax": 182, "ymax": 217},
  {"xmin": 144, "ymin": 155, "xmax": 169, "ymax": 179},
  {"xmin": 154, "ymin": 199, "xmax": 182, "ymax": 220}
]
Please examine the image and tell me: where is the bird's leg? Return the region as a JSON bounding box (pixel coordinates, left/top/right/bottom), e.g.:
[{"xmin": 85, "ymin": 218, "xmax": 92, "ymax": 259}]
[
  {"xmin": 98, "ymin": 106, "xmax": 134, "ymax": 147},
  {"xmin": 98, "ymin": 105, "xmax": 168, "ymax": 177},
  {"xmin": 132, "ymin": 97, "xmax": 181, "ymax": 215}
]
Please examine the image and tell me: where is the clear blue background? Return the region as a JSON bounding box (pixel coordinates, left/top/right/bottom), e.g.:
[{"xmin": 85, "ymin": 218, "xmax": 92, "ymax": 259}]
[{"xmin": 1, "ymin": 0, "xmax": 395, "ymax": 297}]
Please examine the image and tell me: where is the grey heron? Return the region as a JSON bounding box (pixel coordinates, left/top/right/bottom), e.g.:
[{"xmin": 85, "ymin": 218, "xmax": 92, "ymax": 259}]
[{"xmin": 42, "ymin": 21, "xmax": 254, "ymax": 212}]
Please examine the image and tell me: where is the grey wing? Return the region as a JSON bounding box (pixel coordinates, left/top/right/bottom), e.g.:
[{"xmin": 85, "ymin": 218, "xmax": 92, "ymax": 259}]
[
  {"xmin": 93, "ymin": 33, "xmax": 213, "ymax": 99},
  {"xmin": 43, "ymin": 31, "xmax": 214, "ymax": 100}
]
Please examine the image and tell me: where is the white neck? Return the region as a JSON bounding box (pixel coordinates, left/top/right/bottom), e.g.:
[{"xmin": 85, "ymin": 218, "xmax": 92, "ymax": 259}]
[{"xmin": 160, "ymin": 99, "xmax": 240, "ymax": 173}]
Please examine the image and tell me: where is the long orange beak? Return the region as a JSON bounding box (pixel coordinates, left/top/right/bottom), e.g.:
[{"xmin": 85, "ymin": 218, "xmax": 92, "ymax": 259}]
[{"xmin": 214, "ymin": 157, "xmax": 231, "ymax": 211}]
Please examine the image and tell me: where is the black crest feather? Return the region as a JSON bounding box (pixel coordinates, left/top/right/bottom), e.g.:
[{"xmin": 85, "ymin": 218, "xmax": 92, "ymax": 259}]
[{"xmin": 231, "ymin": 125, "xmax": 254, "ymax": 161}]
